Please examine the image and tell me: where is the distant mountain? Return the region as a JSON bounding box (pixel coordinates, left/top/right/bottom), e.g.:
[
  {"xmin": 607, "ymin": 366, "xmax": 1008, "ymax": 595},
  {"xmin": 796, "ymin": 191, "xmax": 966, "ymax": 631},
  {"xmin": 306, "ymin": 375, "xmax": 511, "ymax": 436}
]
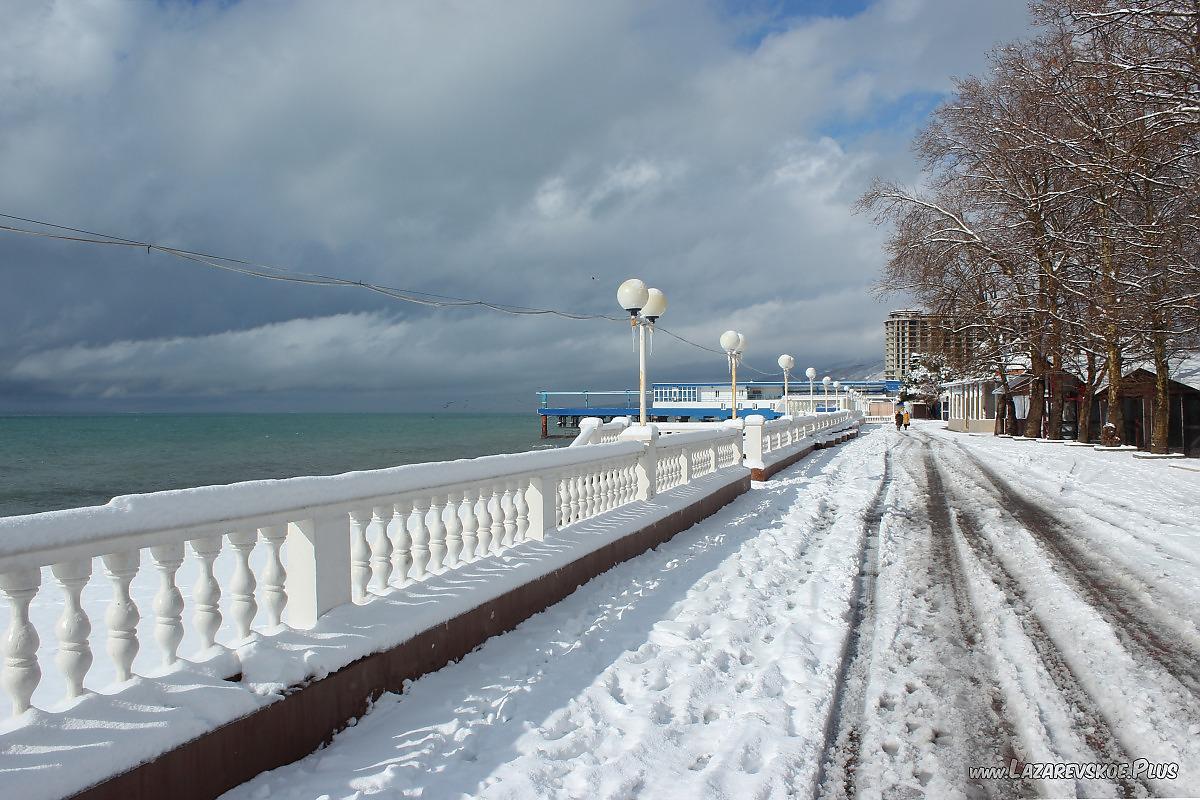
[{"xmin": 824, "ymin": 357, "xmax": 886, "ymax": 381}]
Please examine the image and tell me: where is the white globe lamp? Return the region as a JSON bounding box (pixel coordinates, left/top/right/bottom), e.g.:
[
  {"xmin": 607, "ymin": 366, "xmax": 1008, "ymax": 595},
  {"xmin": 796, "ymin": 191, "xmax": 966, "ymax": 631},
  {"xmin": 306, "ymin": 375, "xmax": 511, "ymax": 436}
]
[
  {"xmin": 617, "ymin": 278, "xmax": 649, "ymax": 316},
  {"xmin": 642, "ymin": 288, "xmax": 667, "ymax": 321}
]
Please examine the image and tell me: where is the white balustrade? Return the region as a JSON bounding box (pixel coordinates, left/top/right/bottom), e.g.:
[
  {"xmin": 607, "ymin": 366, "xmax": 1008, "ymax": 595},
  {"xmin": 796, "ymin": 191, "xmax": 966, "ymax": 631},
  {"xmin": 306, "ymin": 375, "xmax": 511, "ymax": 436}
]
[
  {"xmin": 369, "ymin": 506, "xmax": 394, "ymax": 593},
  {"xmin": 150, "ymin": 544, "xmax": 185, "ymax": 666},
  {"xmin": 259, "ymin": 526, "xmax": 288, "ymax": 629},
  {"xmin": 52, "ymin": 559, "xmax": 92, "ymax": 697},
  {"xmin": 742, "ymin": 411, "xmax": 860, "ymax": 471},
  {"xmin": 569, "ymin": 416, "xmax": 632, "ymax": 446},
  {"xmin": 1, "ymin": 568, "xmax": 41, "ymax": 714},
  {"xmin": 390, "ymin": 500, "xmax": 413, "ymax": 587},
  {"xmin": 227, "ymin": 531, "xmax": 259, "ymax": 639},
  {"xmin": 443, "ymin": 491, "xmax": 463, "ymax": 569},
  {"xmin": 0, "ymin": 426, "xmax": 749, "ymax": 719}
]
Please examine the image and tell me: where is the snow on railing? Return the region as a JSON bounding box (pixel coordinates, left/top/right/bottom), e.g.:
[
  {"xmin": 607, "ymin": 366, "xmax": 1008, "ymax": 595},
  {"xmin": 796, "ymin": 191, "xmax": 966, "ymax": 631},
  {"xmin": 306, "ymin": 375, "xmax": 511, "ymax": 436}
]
[
  {"xmin": 0, "ymin": 425, "xmax": 742, "ymax": 719},
  {"xmin": 742, "ymin": 411, "xmax": 860, "ymax": 470},
  {"xmin": 568, "ymin": 416, "xmax": 631, "ymax": 447}
]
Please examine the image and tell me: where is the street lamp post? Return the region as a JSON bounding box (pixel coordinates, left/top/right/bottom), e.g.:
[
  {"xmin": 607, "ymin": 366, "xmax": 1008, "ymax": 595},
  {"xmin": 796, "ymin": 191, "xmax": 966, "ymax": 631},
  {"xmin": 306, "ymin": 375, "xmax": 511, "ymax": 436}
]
[
  {"xmin": 778, "ymin": 354, "xmax": 794, "ymax": 415},
  {"xmin": 617, "ymin": 278, "xmax": 668, "ymax": 426},
  {"xmin": 822, "ymin": 375, "xmax": 831, "ymax": 412},
  {"xmin": 833, "ymin": 380, "xmax": 841, "ymax": 411},
  {"xmin": 805, "ymin": 366, "xmax": 816, "ymax": 415},
  {"xmin": 721, "ymin": 330, "xmax": 746, "ymax": 419}
]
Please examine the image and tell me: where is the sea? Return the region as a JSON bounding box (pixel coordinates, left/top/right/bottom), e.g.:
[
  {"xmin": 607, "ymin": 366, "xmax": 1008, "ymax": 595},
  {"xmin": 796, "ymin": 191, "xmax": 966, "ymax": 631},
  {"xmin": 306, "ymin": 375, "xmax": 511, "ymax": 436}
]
[{"xmin": 0, "ymin": 413, "xmax": 565, "ymax": 518}]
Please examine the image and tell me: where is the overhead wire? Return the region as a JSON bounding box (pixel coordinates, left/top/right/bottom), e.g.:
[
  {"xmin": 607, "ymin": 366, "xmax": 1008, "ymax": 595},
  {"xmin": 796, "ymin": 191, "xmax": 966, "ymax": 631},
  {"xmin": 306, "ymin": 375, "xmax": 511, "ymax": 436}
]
[{"xmin": 0, "ymin": 211, "xmax": 782, "ymax": 378}]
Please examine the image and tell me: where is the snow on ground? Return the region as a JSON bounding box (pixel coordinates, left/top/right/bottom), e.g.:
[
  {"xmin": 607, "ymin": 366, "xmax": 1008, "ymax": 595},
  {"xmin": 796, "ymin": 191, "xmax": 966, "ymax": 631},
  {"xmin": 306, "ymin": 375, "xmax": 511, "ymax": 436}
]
[{"xmin": 223, "ymin": 423, "xmax": 1200, "ymax": 799}]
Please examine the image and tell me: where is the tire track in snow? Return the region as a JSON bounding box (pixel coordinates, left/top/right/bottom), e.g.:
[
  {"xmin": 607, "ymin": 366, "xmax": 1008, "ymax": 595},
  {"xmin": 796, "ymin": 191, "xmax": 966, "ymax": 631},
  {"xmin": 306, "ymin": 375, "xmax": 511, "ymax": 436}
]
[
  {"xmin": 919, "ymin": 449, "xmax": 1031, "ymax": 800},
  {"xmin": 811, "ymin": 440, "xmax": 895, "ymax": 800},
  {"xmin": 926, "ymin": 446, "xmax": 1149, "ymax": 799},
  {"xmin": 939, "ymin": 435, "xmax": 1200, "ymax": 702}
]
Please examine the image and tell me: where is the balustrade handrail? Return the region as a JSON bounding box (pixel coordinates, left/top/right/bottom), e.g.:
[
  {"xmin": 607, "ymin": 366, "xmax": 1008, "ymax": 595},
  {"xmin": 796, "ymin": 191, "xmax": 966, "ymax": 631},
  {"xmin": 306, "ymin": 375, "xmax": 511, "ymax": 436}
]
[
  {"xmin": 0, "ymin": 440, "xmax": 645, "ymax": 570},
  {"xmin": 568, "ymin": 416, "xmax": 631, "ymax": 447}
]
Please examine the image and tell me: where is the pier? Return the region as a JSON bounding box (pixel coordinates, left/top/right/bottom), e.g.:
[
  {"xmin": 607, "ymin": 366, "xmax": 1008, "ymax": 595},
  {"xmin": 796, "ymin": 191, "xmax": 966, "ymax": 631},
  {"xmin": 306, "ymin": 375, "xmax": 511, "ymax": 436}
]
[{"xmin": 538, "ymin": 379, "xmax": 898, "ymax": 436}]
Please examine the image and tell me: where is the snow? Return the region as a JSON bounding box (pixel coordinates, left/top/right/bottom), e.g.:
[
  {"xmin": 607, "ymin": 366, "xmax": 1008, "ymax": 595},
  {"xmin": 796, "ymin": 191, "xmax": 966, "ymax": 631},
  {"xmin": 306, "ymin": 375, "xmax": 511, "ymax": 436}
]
[{"xmin": 220, "ymin": 423, "xmax": 1200, "ymax": 799}]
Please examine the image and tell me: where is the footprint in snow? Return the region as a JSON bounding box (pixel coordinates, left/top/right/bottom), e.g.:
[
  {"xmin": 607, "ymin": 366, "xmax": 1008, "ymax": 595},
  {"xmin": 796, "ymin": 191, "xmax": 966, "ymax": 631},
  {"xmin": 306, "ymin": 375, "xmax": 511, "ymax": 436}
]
[
  {"xmin": 540, "ymin": 712, "xmax": 579, "ymax": 741},
  {"xmin": 650, "ymin": 698, "xmax": 673, "ymax": 725}
]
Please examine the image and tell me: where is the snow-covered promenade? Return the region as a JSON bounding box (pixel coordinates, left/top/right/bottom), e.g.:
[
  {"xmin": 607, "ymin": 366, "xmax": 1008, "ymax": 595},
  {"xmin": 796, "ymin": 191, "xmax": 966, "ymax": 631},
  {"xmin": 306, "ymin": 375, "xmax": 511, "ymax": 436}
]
[{"xmin": 221, "ymin": 424, "xmax": 1200, "ymax": 799}]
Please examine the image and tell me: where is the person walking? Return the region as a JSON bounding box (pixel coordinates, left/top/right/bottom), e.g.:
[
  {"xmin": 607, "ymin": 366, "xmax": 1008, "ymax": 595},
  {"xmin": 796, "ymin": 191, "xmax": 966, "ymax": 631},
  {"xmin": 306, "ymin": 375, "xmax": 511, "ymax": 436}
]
[
  {"xmin": 894, "ymin": 408, "xmax": 903, "ymax": 431},
  {"xmin": 902, "ymin": 407, "xmax": 911, "ymax": 430}
]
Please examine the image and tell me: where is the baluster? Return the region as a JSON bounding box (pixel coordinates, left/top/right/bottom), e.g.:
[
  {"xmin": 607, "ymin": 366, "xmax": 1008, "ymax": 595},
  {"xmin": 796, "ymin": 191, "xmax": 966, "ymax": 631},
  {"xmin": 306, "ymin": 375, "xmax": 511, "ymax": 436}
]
[
  {"xmin": 501, "ymin": 481, "xmax": 517, "ymax": 548},
  {"xmin": 577, "ymin": 473, "xmax": 589, "ymax": 518},
  {"xmin": 370, "ymin": 505, "xmax": 394, "ymax": 592},
  {"xmin": 190, "ymin": 537, "xmax": 223, "ymax": 652},
  {"xmin": 50, "ymin": 560, "xmax": 92, "ymax": 698},
  {"xmin": 592, "ymin": 472, "xmax": 604, "ymax": 515},
  {"xmin": 444, "ymin": 490, "xmax": 463, "ymax": 569},
  {"xmin": 349, "ymin": 509, "xmax": 372, "ymax": 603},
  {"xmin": 594, "ymin": 469, "xmax": 603, "ymax": 511},
  {"xmin": 578, "ymin": 473, "xmax": 591, "ymax": 519},
  {"xmin": 427, "ymin": 494, "xmax": 448, "ymax": 573},
  {"xmin": 566, "ymin": 472, "xmax": 579, "ymax": 525},
  {"xmin": 514, "ymin": 478, "xmax": 530, "ymax": 542},
  {"xmin": 227, "ymin": 530, "xmax": 258, "ymax": 639},
  {"xmin": 598, "ymin": 465, "xmax": 611, "ymax": 513},
  {"xmin": 0, "ymin": 568, "xmax": 40, "ymax": 715},
  {"xmin": 259, "ymin": 526, "xmax": 288, "ymax": 629},
  {"xmin": 390, "ymin": 500, "xmax": 413, "ymax": 587},
  {"xmin": 148, "ymin": 545, "xmax": 184, "ymax": 666},
  {"xmin": 489, "ymin": 484, "xmax": 505, "ymax": 554},
  {"xmin": 409, "ymin": 498, "xmax": 431, "ymax": 580},
  {"xmin": 102, "ymin": 551, "xmax": 140, "ymax": 682},
  {"xmin": 475, "ymin": 486, "xmax": 494, "ymax": 557},
  {"xmin": 460, "ymin": 490, "xmax": 479, "ymax": 563},
  {"xmin": 557, "ymin": 476, "xmax": 570, "ymax": 527}
]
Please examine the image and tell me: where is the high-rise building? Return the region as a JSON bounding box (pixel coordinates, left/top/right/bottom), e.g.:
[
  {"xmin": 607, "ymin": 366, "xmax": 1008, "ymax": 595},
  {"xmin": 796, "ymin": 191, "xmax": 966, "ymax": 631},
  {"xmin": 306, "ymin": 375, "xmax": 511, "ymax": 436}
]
[{"xmin": 884, "ymin": 309, "xmax": 964, "ymax": 381}]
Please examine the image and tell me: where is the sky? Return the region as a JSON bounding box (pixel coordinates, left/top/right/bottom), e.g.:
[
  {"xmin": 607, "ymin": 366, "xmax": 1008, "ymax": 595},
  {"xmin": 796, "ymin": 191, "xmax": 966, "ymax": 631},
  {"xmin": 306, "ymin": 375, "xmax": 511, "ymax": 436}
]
[{"xmin": 0, "ymin": 0, "xmax": 1034, "ymax": 413}]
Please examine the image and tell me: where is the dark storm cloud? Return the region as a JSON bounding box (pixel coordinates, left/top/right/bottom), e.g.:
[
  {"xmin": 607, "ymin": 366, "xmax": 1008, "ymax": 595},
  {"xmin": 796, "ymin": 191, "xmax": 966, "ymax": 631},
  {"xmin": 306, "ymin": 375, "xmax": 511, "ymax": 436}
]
[{"xmin": 0, "ymin": 0, "xmax": 1033, "ymax": 411}]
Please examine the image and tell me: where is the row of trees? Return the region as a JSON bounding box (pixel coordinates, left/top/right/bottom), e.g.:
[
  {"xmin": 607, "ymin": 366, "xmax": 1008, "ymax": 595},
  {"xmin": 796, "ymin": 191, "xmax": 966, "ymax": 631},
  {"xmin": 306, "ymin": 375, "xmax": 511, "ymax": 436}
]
[{"xmin": 862, "ymin": 0, "xmax": 1200, "ymax": 450}]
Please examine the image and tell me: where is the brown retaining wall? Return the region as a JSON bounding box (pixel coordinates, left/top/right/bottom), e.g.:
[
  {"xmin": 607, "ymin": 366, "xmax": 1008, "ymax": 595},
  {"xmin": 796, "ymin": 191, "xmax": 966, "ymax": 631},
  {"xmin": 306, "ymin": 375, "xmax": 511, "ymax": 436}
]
[{"xmin": 70, "ymin": 474, "xmax": 750, "ymax": 800}]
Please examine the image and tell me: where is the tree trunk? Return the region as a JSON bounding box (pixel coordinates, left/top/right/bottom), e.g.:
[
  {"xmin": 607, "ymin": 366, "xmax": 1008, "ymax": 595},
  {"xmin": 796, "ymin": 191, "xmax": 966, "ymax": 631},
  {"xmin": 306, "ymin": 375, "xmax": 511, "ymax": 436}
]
[
  {"xmin": 1046, "ymin": 355, "xmax": 1063, "ymax": 440},
  {"xmin": 1025, "ymin": 374, "xmax": 1045, "ymax": 438},
  {"xmin": 1077, "ymin": 384, "xmax": 1093, "ymax": 443},
  {"xmin": 1006, "ymin": 397, "xmax": 1018, "ymax": 435},
  {"xmin": 1022, "ymin": 347, "xmax": 1041, "ymax": 441},
  {"xmin": 1101, "ymin": 338, "xmax": 1124, "ymax": 446},
  {"xmin": 1077, "ymin": 352, "xmax": 1099, "ymax": 443},
  {"xmin": 1150, "ymin": 334, "xmax": 1171, "ymax": 454}
]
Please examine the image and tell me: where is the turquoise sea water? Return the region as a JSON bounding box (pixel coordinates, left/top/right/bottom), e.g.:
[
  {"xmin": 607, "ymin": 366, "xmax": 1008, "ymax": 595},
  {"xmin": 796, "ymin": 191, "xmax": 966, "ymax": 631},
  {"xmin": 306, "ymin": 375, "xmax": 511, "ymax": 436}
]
[{"xmin": 0, "ymin": 413, "xmax": 561, "ymax": 518}]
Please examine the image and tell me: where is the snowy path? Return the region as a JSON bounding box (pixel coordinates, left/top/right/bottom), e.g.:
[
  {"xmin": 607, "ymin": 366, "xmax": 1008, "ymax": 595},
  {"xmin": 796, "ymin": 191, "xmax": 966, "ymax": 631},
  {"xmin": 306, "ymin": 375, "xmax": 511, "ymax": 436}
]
[{"xmin": 223, "ymin": 424, "xmax": 1200, "ymax": 799}]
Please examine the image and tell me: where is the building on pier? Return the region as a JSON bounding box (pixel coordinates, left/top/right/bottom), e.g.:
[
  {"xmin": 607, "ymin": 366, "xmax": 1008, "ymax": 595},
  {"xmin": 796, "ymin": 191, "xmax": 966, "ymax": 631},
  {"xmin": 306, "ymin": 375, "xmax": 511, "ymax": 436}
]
[{"xmin": 537, "ymin": 379, "xmax": 898, "ymax": 436}]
